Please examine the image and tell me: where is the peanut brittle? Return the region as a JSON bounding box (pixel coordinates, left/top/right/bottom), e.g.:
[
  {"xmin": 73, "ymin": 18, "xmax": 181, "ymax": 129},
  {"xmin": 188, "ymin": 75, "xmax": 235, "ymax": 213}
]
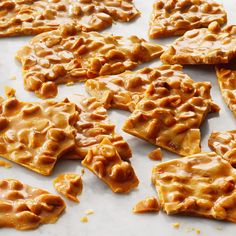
[
  {"xmin": 133, "ymin": 196, "xmax": 160, "ymax": 213},
  {"xmin": 0, "ymin": 0, "xmax": 139, "ymax": 37},
  {"xmin": 149, "ymin": 0, "xmax": 227, "ymax": 38},
  {"xmin": 0, "ymin": 178, "xmax": 65, "ymax": 230},
  {"xmin": 216, "ymin": 61, "xmax": 236, "ymax": 117},
  {"xmin": 54, "ymin": 173, "xmax": 83, "ymax": 202},
  {"xmin": 123, "ymin": 75, "xmax": 219, "ymax": 156},
  {"xmin": 161, "ymin": 22, "xmax": 236, "ymax": 65},
  {"xmin": 85, "ymin": 64, "xmax": 192, "ymax": 112},
  {"xmin": 0, "ymin": 97, "xmax": 78, "ymax": 175},
  {"xmin": 64, "ymin": 96, "xmax": 132, "ymax": 161},
  {"xmin": 16, "ymin": 24, "xmax": 164, "ymax": 99},
  {"xmin": 82, "ymin": 138, "xmax": 139, "ymax": 193},
  {"xmin": 152, "ymin": 152, "xmax": 236, "ymax": 223},
  {"xmin": 209, "ymin": 130, "xmax": 236, "ymax": 167}
]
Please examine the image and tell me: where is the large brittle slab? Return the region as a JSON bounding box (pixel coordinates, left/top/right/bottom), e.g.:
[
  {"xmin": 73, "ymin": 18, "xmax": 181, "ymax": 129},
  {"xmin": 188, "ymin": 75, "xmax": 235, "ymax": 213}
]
[
  {"xmin": 85, "ymin": 64, "xmax": 193, "ymax": 112},
  {"xmin": 16, "ymin": 24, "xmax": 164, "ymax": 99},
  {"xmin": 65, "ymin": 95, "xmax": 132, "ymax": 161},
  {"xmin": 149, "ymin": 0, "xmax": 227, "ymax": 38},
  {"xmin": 216, "ymin": 61, "xmax": 236, "ymax": 117},
  {"xmin": 152, "ymin": 152, "xmax": 236, "ymax": 223},
  {"xmin": 209, "ymin": 130, "xmax": 236, "ymax": 167},
  {"xmin": 0, "ymin": 0, "xmax": 140, "ymax": 37},
  {"xmin": 122, "ymin": 75, "xmax": 219, "ymax": 156},
  {"xmin": 82, "ymin": 138, "xmax": 139, "ymax": 193},
  {"xmin": 161, "ymin": 22, "xmax": 236, "ymax": 65},
  {"xmin": 0, "ymin": 97, "xmax": 78, "ymax": 175},
  {"xmin": 0, "ymin": 178, "xmax": 65, "ymax": 230}
]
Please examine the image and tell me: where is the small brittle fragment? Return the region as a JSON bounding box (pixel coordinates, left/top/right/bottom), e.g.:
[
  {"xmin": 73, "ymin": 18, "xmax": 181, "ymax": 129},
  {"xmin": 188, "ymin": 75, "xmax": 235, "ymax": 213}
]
[
  {"xmin": 0, "ymin": 97, "xmax": 78, "ymax": 175},
  {"xmin": 149, "ymin": 0, "xmax": 227, "ymax": 38},
  {"xmin": 54, "ymin": 173, "xmax": 83, "ymax": 202},
  {"xmin": 209, "ymin": 130, "xmax": 236, "ymax": 167},
  {"xmin": 0, "ymin": 0, "xmax": 140, "ymax": 37},
  {"xmin": 133, "ymin": 196, "xmax": 160, "ymax": 213},
  {"xmin": 82, "ymin": 138, "xmax": 139, "ymax": 193},
  {"xmin": 0, "ymin": 178, "xmax": 65, "ymax": 230},
  {"xmin": 152, "ymin": 152, "xmax": 236, "ymax": 223},
  {"xmin": 161, "ymin": 22, "xmax": 236, "ymax": 65},
  {"xmin": 16, "ymin": 24, "xmax": 164, "ymax": 99},
  {"xmin": 123, "ymin": 75, "xmax": 219, "ymax": 156},
  {"xmin": 85, "ymin": 64, "xmax": 191, "ymax": 112}
]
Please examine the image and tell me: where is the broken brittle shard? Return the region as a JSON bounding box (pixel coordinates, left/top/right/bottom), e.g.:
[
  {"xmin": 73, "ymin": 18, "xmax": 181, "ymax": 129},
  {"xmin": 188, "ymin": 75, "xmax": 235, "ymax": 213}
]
[
  {"xmin": 133, "ymin": 196, "xmax": 160, "ymax": 214},
  {"xmin": 149, "ymin": 0, "xmax": 227, "ymax": 38},
  {"xmin": 82, "ymin": 138, "xmax": 139, "ymax": 193},
  {"xmin": 16, "ymin": 24, "xmax": 164, "ymax": 99},
  {"xmin": 0, "ymin": 0, "xmax": 140, "ymax": 37},
  {"xmin": 161, "ymin": 22, "xmax": 236, "ymax": 65},
  {"xmin": 0, "ymin": 178, "xmax": 65, "ymax": 230},
  {"xmin": 152, "ymin": 152, "xmax": 236, "ymax": 223},
  {"xmin": 123, "ymin": 73, "xmax": 219, "ymax": 156}
]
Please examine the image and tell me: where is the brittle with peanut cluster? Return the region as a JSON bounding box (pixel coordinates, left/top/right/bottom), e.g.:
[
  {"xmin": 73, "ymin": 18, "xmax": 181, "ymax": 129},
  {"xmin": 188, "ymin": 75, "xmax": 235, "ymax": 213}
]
[
  {"xmin": 0, "ymin": 97, "xmax": 78, "ymax": 175},
  {"xmin": 85, "ymin": 64, "xmax": 193, "ymax": 112},
  {"xmin": 123, "ymin": 75, "xmax": 219, "ymax": 156},
  {"xmin": 82, "ymin": 138, "xmax": 139, "ymax": 193},
  {"xmin": 0, "ymin": 178, "xmax": 65, "ymax": 230},
  {"xmin": 16, "ymin": 24, "xmax": 164, "ymax": 99},
  {"xmin": 149, "ymin": 0, "xmax": 226, "ymax": 38},
  {"xmin": 161, "ymin": 22, "xmax": 236, "ymax": 65},
  {"xmin": 133, "ymin": 196, "xmax": 160, "ymax": 214},
  {"xmin": 0, "ymin": 0, "xmax": 140, "ymax": 37},
  {"xmin": 152, "ymin": 152, "xmax": 236, "ymax": 223}
]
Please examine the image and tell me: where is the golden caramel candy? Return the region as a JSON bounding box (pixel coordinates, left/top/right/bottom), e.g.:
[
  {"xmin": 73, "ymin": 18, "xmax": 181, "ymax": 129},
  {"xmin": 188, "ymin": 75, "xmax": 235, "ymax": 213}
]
[
  {"xmin": 85, "ymin": 65, "xmax": 191, "ymax": 112},
  {"xmin": 4, "ymin": 86, "xmax": 15, "ymax": 98},
  {"xmin": 123, "ymin": 75, "xmax": 219, "ymax": 156},
  {"xmin": 0, "ymin": 178, "xmax": 65, "ymax": 230},
  {"xmin": 0, "ymin": 0, "xmax": 140, "ymax": 37},
  {"xmin": 152, "ymin": 152, "xmax": 236, "ymax": 223},
  {"xmin": 216, "ymin": 61, "xmax": 236, "ymax": 117},
  {"xmin": 54, "ymin": 173, "xmax": 83, "ymax": 202},
  {"xmin": 133, "ymin": 196, "xmax": 160, "ymax": 214},
  {"xmin": 209, "ymin": 130, "xmax": 236, "ymax": 167},
  {"xmin": 161, "ymin": 22, "xmax": 236, "ymax": 65},
  {"xmin": 82, "ymin": 138, "xmax": 139, "ymax": 193},
  {"xmin": 0, "ymin": 97, "xmax": 78, "ymax": 175},
  {"xmin": 149, "ymin": 0, "xmax": 226, "ymax": 38},
  {"xmin": 64, "ymin": 95, "xmax": 132, "ymax": 161},
  {"xmin": 148, "ymin": 148, "xmax": 162, "ymax": 161},
  {"xmin": 16, "ymin": 24, "xmax": 164, "ymax": 99},
  {"xmin": 0, "ymin": 159, "xmax": 12, "ymax": 168}
]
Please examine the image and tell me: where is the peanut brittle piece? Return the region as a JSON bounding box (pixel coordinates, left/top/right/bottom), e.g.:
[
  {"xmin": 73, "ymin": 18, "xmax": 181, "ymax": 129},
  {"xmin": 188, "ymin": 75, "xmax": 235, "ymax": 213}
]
[
  {"xmin": 16, "ymin": 24, "xmax": 164, "ymax": 99},
  {"xmin": 54, "ymin": 173, "xmax": 83, "ymax": 202},
  {"xmin": 149, "ymin": 0, "xmax": 227, "ymax": 38},
  {"xmin": 0, "ymin": 178, "xmax": 65, "ymax": 230},
  {"xmin": 152, "ymin": 152, "xmax": 236, "ymax": 223},
  {"xmin": 0, "ymin": 0, "xmax": 139, "ymax": 37},
  {"xmin": 161, "ymin": 22, "xmax": 236, "ymax": 65},
  {"xmin": 133, "ymin": 196, "xmax": 160, "ymax": 214},
  {"xmin": 123, "ymin": 75, "xmax": 219, "ymax": 156},
  {"xmin": 82, "ymin": 138, "xmax": 139, "ymax": 193},
  {"xmin": 85, "ymin": 64, "xmax": 192, "ymax": 112},
  {"xmin": 64, "ymin": 96, "xmax": 132, "ymax": 161},
  {"xmin": 0, "ymin": 97, "xmax": 78, "ymax": 175},
  {"xmin": 216, "ymin": 61, "xmax": 236, "ymax": 117},
  {"xmin": 209, "ymin": 130, "xmax": 236, "ymax": 167}
]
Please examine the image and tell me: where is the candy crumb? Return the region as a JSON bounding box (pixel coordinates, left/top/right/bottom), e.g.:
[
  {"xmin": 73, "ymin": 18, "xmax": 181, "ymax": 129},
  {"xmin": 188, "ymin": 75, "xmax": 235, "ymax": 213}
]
[
  {"xmin": 172, "ymin": 222, "xmax": 180, "ymax": 229},
  {"xmin": 80, "ymin": 216, "xmax": 88, "ymax": 223},
  {"xmin": 85, "ymin": 209, "xmax": 94, "ymax": 215}
]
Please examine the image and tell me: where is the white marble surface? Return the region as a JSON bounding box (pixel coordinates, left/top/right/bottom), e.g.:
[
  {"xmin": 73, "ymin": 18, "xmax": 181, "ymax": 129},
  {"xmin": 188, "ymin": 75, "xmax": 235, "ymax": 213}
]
[{"xmin": 0, "ymin": 1, "xmax": 236, "ymax": 235}]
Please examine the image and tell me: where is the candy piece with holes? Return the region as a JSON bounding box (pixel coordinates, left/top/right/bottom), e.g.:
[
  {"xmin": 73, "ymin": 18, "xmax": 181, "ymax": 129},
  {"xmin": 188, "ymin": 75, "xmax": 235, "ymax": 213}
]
[
  {"xmin": 0, "ymin": 178, "xmax": 65, "ymax": 230},
  {"xmin": 152, "ymin": 152, "xmax": 236, "ymax": 223},
  {"xmin": 0, "ymin": 97, "xmax": 78, "ymax": 175},
  {"xmin": 149, "ymin": 0, "xmax": 226, "ymax": 38},
  {"xmin": 133, "ymin": 196, "xmax": 160, "ymax": 213},
  {"xmin": 85, "ymin": 64, "xmax": 193, "ymax": 112},
  {"xmin": 161, "ymin": 22, "xmax": 236, "ymax": 65},
  {"xmin": 82, "ymin": 138, "xmax": 139, "ymax": 193},
  {"xmin": 0, "ymin": 0, "xmax": 140, "ymax": 37},
  {"xmin": 54, "ymin": 173, "xmax": 83, "ymax": 202},
  {"xmin": 123, "ymin": 75, "xmax": 219, "ymax": 156},
  {"xmin": 16, "ymin": 24, "xmax": 164, "ymax": 99}
]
